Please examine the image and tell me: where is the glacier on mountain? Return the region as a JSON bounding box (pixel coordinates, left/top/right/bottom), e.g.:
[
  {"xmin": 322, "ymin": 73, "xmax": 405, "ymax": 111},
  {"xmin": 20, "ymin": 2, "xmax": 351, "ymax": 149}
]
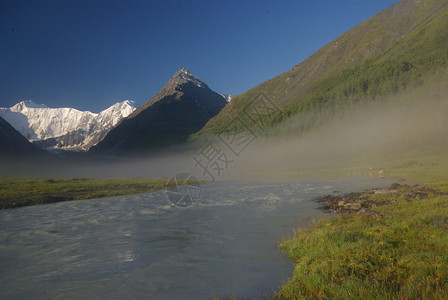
[{"xmin": 0, "ymin": 100, "xmax": 138, "ymax": 151}]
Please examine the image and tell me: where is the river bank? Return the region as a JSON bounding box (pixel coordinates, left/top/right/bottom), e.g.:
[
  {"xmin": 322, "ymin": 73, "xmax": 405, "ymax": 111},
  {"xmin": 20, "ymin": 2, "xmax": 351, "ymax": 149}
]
[
  {"xmin": 0, "ymin": 177, "xmax": 202, "ymax": 209},
  {"xmin": 276, "ymin": 180, "xmax": 448, "ymax": 299}
]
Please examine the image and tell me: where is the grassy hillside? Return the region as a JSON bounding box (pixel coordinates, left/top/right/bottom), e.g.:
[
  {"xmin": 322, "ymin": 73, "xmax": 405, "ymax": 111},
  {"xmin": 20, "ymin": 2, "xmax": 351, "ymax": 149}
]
[{"xmin": 198, "ymin": 0, "xmax": 448, "ymax": 136}]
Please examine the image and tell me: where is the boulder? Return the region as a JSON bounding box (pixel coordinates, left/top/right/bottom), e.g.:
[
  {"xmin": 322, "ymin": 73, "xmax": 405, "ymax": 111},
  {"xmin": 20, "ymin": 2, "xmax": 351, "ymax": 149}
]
[{"xmin": 350, "ymin": 203, "xmax": 362, "ymax": 211}]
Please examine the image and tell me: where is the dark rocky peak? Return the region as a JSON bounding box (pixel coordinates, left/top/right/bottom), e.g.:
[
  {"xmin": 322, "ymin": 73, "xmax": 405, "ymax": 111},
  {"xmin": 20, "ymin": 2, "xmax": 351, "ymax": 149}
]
[
  {"xmin": 132, "ymin": 68, "xmax": 220, "ymax": 115},
  {"xmin": 163, "ymin": 67, "xmax": 209, "ymax": 92}
]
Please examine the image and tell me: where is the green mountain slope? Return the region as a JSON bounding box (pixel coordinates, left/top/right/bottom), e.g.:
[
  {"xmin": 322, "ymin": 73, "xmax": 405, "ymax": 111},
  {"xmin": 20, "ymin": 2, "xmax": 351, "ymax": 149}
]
[{"xmin": 199, "ymin": 0, "xmax": 448, "ymax": 135}]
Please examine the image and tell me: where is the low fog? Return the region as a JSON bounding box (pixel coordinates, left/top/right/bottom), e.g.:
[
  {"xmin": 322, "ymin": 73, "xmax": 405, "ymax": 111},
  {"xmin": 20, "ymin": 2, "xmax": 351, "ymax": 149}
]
[
  {"xmin": 2, "ymin": 76, "xmax": 447, "ymax": 181},
  {"xmin": 225, "ymin": 78, "xmax": 448, "ymax": 181}
]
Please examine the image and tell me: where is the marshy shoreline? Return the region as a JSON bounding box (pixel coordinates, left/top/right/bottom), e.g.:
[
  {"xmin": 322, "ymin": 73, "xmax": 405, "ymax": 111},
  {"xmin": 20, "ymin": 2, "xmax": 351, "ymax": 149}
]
[
  {"xmin": 276, "ymin": 180, "xmax": 448, "ymax": 299},
  {"xmin": 316, "ymin": 182, "xmax": 437, "ymax": 215}
]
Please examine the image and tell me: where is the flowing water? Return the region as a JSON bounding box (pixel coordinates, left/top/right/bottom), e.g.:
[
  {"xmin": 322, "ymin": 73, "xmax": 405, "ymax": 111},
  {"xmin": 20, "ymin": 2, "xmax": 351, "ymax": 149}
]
[{"xmin": 0, "ymin": 178, "xmax": 397, "ymax": 299}]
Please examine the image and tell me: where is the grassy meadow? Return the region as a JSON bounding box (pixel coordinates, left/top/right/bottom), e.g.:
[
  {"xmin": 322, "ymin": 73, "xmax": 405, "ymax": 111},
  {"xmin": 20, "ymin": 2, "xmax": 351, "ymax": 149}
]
[{"xmin": 0, "ymin": 177, "xmax": 201, "ymax": 209}]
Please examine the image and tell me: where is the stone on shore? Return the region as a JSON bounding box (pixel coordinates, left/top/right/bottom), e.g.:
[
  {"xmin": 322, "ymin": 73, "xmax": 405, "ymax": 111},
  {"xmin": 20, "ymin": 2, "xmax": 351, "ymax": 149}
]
[{"xmin": 350, "ymin": 203, "xmax": 362, "ymax": 211}]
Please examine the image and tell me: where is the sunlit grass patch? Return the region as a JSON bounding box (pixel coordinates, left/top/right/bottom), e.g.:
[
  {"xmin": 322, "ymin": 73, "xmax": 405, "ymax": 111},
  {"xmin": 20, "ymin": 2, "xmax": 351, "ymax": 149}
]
[{"xmin": 276, "ymin": 182, "xmax": 448, "ymax": 299}]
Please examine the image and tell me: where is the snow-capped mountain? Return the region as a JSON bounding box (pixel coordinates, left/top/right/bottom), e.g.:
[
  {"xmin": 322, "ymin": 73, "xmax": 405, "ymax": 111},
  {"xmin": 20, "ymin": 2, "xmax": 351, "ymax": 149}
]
[
  {"xmin": 0, "ymin": 100, "xmax": 138, "ymax": 151},
  {"xmin": 0, "ymin": 100, "xmax": 96, "ymax": 141},
  {"xmin": 81, "ymin": 100, "xmax": 138, "ymax": 149}
]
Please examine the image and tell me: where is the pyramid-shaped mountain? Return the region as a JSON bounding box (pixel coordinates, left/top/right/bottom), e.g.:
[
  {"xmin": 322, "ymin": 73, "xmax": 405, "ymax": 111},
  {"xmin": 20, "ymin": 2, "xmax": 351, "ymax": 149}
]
[{"xmin": 90, "ymin": 68, "xmax": 227, "ymax": 155}]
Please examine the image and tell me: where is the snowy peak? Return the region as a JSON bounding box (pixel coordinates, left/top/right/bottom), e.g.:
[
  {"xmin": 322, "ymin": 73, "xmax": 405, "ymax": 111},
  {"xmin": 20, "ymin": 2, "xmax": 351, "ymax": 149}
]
[
  {"xmin": 110, "ymin": 99, "xmax": 138, "ymax": 108},
  {"xmin": 96, "ymin": 100, "xmax": 138, "ymax": 127},
  {"xmin": 121, "ymin": 100, "xmax": 138, "ymax": 108},
  {"xmin": 98, "ymin": 100, "xmax": 137, "ymax": 117},
  {"xmin": 10, "ymin": 100, "xmax": 48, "ymax": 111},
  {"xmin": 92, "ymin": 100, "xmax": 139, "ymax": 130}
]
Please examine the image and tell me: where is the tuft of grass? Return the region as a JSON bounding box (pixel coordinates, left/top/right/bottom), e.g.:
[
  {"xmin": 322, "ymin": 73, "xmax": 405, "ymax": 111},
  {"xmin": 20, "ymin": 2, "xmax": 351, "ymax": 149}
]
[{"xmin": 275, "ymin": 181, "xmax": 448, "ymax": 299}]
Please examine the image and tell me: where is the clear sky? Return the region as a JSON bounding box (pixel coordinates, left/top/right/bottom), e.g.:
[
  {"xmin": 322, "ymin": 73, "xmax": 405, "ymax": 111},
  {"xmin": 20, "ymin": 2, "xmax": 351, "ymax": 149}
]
[{"xmin": 1, "ymin": 0, "xmax": 400, "ymax": 112}]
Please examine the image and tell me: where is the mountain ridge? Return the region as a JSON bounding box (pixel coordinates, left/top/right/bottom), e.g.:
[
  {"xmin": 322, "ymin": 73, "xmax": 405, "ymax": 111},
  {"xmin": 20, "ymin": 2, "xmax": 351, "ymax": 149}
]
[{"xmin": 0, "ymin": 100, "xmax": 138, "ymax": 151}]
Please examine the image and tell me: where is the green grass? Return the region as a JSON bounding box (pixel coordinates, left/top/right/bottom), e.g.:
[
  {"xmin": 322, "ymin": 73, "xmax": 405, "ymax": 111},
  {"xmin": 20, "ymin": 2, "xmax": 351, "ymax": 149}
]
[
  {"xmin": 276, "ymin": 164, "xmax": 448, "ymax": 299},
  {"xmin": 0, "ymin": 177, "xmax": 203, "ymax": 209}
]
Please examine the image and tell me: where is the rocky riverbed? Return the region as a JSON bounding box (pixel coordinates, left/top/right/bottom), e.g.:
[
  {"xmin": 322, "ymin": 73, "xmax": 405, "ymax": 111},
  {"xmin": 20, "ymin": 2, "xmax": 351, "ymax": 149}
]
[{"xmin": 317, "ymin": 183, "xmax": 444, "ymax": 216}]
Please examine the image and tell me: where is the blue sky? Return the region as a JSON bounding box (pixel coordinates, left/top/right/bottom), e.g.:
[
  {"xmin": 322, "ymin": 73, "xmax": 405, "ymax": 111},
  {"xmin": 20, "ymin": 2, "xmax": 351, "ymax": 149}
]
[{"xmin": 1, "ymin": 0, "xmax": 400, "ymax": 112}]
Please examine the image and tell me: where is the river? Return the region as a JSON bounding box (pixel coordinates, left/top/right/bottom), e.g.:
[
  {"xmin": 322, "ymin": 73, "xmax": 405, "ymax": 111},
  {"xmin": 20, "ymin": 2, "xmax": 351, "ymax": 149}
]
[{"xmin": 0, "ymin": 178, "xmax": 396, "ymax": 299}]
